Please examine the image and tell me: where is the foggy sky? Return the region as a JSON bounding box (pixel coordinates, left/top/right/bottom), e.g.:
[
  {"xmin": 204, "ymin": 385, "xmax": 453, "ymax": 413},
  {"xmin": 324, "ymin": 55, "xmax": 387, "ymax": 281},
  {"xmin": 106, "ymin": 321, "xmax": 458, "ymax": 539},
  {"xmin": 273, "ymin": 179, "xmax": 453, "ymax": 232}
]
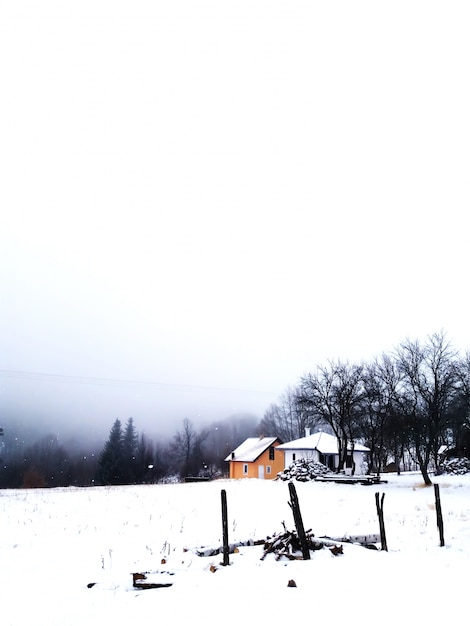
[{"xmin": 1, "ymin": 1, "xmax": 470, "ymax": 445}]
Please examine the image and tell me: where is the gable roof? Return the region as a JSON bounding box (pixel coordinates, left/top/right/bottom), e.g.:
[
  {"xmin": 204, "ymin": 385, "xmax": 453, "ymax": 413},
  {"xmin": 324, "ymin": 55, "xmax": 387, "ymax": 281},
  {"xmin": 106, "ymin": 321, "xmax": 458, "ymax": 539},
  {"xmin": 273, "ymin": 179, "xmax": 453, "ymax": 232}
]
[
  {"xmin": 277, "ymin": 431, "xmax": 369, "ymax": 454},
  {"xmin": 225, "ymin": 437, "xmax": 280, "ymax": 463}
]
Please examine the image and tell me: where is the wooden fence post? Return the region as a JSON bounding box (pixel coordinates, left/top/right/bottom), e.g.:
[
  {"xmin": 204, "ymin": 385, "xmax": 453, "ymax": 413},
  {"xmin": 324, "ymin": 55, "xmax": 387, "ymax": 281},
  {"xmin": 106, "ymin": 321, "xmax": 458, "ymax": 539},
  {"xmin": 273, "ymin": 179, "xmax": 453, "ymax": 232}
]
[
  {"xmin": 221, "ymin": 489, "xmax": 230, "ymax": 566},
  {"xmin": 288, "ymin": 482, "xmax": 310, "ymax": 560},
  {"xmin": 375, "ymin": 492, "xmax": 388, "ymax": 551},
  {"xmin": 434, "ymin": 484, "xmax": 445, "ymax": 547}
]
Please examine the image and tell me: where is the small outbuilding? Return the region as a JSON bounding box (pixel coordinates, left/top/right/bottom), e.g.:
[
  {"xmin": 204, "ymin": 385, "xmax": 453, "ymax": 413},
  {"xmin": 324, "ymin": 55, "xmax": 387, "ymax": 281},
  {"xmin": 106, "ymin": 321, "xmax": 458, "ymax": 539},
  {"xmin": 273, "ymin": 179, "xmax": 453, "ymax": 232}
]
[
  {"xmin": 277, "ymin": 430, "xmax": 369, "ymax": 474},
  {"xmin": 225, "ymin": 436, "xmax": 284, "ymax": 479}
]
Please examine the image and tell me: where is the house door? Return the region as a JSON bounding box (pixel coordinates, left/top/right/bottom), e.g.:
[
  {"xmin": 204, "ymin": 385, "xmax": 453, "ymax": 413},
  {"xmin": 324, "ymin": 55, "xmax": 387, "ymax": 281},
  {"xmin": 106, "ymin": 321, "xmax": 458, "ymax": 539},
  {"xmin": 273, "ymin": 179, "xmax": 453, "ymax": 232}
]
[{"xmin": 258, "ymin": 465, "xmax": 265, "ymax": 479}]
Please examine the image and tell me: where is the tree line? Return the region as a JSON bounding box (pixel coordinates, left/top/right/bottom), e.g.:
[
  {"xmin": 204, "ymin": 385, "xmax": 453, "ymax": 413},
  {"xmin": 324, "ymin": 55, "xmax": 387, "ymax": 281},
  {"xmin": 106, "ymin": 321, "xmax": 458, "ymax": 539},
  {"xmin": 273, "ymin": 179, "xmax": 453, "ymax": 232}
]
[
  {"xmin": 259, "ymin": 331, "xmax": 470, "ymax": 485},
  {"xmin": 1, "ymin": 331, "xmax": 469, "ymax": 488},
  {"xmin": 0, "ymin": 414, "xmax": 257, "ymax": 488}
]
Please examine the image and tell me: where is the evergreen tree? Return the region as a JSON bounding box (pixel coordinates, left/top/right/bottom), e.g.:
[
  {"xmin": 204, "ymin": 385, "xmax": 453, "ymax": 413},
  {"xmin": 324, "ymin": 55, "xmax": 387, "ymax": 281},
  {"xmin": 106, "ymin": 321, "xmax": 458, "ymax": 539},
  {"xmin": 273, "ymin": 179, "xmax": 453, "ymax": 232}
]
[
  {"xmin": 122, "ymin": 417, "xmax": 138, "ymax": 483},
  {"xmin": 96, "ymin": 419, "xmax": 124, "ymax": 485}
]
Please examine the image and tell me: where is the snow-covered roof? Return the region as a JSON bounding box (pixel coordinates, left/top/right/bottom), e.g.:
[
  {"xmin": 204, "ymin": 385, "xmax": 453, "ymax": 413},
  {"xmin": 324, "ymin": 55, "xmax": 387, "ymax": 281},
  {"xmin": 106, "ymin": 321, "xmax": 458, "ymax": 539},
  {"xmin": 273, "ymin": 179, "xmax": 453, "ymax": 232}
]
[
  {"xmin": 225, "ymin": 437, "xmax": 279, "ymax": 462},
  {"xmin": 277, "ymin": 431, "xmax": 369, "ymax": 454}
]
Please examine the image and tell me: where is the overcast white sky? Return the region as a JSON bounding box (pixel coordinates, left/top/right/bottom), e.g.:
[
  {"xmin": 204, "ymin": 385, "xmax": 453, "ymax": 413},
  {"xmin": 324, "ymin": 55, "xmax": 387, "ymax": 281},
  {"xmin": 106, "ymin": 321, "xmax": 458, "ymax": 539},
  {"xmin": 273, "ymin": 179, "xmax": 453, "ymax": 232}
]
[{"xmin": 1, "ymin": 0, "xmax": 469, "ymax": 441}]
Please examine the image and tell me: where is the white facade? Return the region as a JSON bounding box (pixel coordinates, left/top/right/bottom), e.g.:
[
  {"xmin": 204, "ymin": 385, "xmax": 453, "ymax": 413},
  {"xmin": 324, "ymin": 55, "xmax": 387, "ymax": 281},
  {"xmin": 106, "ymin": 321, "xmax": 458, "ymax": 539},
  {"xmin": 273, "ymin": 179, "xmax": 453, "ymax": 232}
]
[{"xmin": 277, "ymin": 431, "xmax": 369, "ymax": 473}]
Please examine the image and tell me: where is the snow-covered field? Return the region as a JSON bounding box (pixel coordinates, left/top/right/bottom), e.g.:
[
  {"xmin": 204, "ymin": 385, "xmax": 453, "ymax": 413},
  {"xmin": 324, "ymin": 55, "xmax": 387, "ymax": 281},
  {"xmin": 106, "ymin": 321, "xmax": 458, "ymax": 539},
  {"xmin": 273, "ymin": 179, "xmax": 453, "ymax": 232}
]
[{"xmin": 1, "ymin": 472, "xmax": 469, "ymax": 625}]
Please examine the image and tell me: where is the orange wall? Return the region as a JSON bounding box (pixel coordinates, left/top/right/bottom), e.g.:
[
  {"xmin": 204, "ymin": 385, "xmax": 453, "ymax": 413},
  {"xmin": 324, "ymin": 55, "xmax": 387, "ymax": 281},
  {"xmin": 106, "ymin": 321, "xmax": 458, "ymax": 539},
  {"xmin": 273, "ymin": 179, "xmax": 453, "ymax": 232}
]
[{"xmin": 229, "ymin": 445, "xmax": 285, "ymax": 479}]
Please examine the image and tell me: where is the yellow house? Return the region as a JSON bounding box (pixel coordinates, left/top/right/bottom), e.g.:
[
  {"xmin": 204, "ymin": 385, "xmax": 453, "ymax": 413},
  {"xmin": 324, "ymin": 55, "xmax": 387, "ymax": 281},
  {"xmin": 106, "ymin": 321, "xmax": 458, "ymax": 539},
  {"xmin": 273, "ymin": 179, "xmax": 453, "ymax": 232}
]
[{"xmin": 225, "ymin": 437, "xmax": 284, "ymax": 479}]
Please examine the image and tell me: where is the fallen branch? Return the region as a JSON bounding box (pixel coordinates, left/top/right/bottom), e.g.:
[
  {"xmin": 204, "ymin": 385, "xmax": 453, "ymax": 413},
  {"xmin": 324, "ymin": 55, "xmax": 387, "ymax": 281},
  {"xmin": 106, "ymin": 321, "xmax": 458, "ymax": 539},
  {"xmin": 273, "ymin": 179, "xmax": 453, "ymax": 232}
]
[
  {"xmin": 193, "ymin": 528, "xmax": 379, "ymax": 563},
  {"xmin": 194, "ymin": 539, "xmax": 262, "ymax": 557}
]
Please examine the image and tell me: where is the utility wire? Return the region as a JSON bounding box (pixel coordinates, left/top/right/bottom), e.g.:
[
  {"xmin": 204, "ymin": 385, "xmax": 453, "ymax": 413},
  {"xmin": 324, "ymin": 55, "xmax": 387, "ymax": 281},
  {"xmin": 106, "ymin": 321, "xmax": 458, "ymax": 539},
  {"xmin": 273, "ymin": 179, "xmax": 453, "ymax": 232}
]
[{"xmin": 0, "ymin": 368, "xmax": 277, "ymax": 396}]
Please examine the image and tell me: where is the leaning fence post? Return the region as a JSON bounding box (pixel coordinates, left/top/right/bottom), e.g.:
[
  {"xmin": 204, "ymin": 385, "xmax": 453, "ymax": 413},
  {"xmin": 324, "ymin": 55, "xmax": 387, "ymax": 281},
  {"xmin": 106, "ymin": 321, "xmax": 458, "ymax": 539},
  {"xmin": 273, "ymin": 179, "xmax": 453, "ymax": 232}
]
[
  {"xmin": 434, "ymin": 484, "xmax": 445, "ymax": 547},
  {"xmin": 288, "ymin": 482, "xmax": 310, "ymax": 560},
  {"xmin": 221, "ymin": 489, "xmax": 230, "ymax": 566},
  {"xmin": 375, "ymin": 492, "xmax": 388, "ymax": 551}
]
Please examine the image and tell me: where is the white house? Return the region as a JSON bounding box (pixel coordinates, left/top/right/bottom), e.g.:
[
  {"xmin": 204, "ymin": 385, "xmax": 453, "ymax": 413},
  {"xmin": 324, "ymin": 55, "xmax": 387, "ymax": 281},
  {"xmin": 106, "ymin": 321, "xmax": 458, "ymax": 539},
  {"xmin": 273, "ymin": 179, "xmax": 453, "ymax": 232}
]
[{"xmin": 277, "ymin": 430, "xmax": 370, "ymax": 474}]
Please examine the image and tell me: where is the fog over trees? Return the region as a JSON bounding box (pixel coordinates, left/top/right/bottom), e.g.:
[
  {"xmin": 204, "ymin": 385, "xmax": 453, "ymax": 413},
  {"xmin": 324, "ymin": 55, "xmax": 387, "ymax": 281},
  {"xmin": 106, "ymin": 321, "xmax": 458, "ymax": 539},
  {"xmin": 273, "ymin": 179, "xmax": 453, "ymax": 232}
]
[
  {"xmin": 1, "ymin": 331, "xmax": 469, "ymax": 488},
  {"xmin": 0, "ymin": 412, "xmax": 258, "ymax": 488}
]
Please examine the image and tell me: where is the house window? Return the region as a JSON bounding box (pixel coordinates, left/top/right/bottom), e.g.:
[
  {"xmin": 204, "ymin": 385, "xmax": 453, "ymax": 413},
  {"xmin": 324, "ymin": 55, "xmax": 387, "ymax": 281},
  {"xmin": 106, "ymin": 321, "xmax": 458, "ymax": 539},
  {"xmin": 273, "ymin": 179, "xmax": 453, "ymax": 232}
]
[
  {"xmin": 243, "ymin": 464, "xmax": 248, "ymax": 475},
  {"xmin": 266, "ymin": 466, "xmax": 271, "ymax": 475},
  {"xmin": 292, "ymin": 453, "xmax": 296, "ymax": 461},
  {"xmin": 269, "ymin": 447, "xmax": 275, "ymax": 460}
]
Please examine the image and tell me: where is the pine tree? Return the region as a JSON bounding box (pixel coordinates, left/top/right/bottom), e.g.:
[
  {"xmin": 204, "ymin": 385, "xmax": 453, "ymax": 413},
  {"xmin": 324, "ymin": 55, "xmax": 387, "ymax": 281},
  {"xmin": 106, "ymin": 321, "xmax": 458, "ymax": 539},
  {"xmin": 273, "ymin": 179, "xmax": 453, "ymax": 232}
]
[
  {"xmin": 122, "ymin": 417, "xmax": 138, "ymax": 483},
  {"xmin": 96, "ymin": 419, "xmax": 124, "ymax": 485}
]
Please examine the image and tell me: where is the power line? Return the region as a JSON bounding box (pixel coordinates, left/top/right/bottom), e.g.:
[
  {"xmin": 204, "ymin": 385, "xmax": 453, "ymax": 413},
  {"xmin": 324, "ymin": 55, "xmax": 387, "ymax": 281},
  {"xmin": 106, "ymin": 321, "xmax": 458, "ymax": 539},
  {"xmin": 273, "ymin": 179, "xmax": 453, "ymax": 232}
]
[{"xmin": 0, "ymin": 368, "xmax": 277, "ymax": 396}]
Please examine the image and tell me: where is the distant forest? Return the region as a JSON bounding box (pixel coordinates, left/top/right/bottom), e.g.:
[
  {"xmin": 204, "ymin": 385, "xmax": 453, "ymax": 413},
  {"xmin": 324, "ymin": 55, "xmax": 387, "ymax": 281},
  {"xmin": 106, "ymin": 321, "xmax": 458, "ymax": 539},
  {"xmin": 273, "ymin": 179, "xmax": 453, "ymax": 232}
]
[
  {"xmin": 1, "ymin": 331, "xmax": 469, "ymax": 488},
  {"xmin": 0, "ymin": 414, "xmax": 257, "ymax": 489}
]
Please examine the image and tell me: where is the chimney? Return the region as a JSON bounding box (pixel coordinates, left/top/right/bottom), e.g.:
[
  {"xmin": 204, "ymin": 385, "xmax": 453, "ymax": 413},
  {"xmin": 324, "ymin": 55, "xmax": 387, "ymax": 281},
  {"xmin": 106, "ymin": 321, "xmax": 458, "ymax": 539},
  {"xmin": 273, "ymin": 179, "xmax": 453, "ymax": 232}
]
[{"xmin": 305, "ymin": 427, "xmax": 311, "ymax": 437}]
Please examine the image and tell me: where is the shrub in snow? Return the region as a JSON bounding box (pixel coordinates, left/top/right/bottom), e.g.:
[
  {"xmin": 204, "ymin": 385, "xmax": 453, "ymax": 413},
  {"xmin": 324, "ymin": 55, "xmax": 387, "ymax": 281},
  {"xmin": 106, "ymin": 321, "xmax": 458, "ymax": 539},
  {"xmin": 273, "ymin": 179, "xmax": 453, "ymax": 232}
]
[
  {"xmin": 440, "ymin": 457, "xmax": 470, "ymax": 475},
  {"xmin": 277, "ymin": 458, "xmax": 330, "ymax": 481}
]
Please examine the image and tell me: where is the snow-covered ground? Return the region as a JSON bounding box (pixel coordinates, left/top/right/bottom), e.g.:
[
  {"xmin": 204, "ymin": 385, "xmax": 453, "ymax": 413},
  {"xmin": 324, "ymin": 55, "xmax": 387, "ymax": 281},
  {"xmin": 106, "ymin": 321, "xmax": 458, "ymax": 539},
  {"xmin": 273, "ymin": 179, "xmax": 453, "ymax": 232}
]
[{"xmin": 1, "ymin": 472, "xmax": 469, "ymax": 625}]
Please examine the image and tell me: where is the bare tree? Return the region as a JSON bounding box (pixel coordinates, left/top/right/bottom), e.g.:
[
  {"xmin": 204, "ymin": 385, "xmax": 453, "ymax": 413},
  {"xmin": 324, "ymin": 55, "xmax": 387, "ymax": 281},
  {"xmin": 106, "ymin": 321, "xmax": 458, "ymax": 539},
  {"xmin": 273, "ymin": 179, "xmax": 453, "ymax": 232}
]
[
  {"xmin": 258, "ymin": 386, "xmax": 316, "ymax": 442},
  {"xmin": 170, "ymin": 418, "xmax": 208, "ymax": 478},
  {"xmin": 361, "ymin": 355, "xmax": 404, "ymax": 473},
  {"xmin": 134, "ymin": 433, "xmax": 155, "ymax": 483},
  {"xmin": 450, "ymin": 351, "xmax": 470, "ymax": 456},
  {"xmin": 300, "ymin": 361, "xmax": 364, "ymax": 472},
  {"xmin": 395, "ymin": 331, "xmax": 460, "ymax": 485},
  {"xmin": 204, "ymin": 415, "xmax": 258, "ymax": 474},
  {"xmin": 22, "ymin": 435, "xmax": 71, "ymax": 487}
]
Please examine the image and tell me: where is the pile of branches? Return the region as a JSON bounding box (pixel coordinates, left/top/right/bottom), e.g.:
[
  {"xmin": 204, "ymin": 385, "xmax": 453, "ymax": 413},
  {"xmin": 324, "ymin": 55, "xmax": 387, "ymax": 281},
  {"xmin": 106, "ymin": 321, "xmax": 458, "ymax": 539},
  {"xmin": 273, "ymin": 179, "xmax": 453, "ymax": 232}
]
[
  {"xmin": 440, "ymin": 457, "xmax": 470, "ymax": 475},
  {"xmin": 261, "ymin": 525, "xmax": 341, "ymax": 560},
  {"xmin": 277, "ymin": 459, "xmax": 330, "ymax": 482}
]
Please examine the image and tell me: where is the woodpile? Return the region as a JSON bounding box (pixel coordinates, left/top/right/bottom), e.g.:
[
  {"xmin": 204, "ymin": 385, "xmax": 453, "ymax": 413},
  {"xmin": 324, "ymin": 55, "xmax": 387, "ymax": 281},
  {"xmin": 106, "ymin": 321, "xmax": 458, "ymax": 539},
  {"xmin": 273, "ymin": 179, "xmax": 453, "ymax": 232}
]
[
  {"xmin": 277, "ymin": 459, "xmax": 330, "ymax": 481},
  {"xmin": 260, "ymin": 526, "xmax": 333, "ymax": 560},
  {"xmin": 440, "ymin": 457, "xmax": 470, "ymax": 475}
]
